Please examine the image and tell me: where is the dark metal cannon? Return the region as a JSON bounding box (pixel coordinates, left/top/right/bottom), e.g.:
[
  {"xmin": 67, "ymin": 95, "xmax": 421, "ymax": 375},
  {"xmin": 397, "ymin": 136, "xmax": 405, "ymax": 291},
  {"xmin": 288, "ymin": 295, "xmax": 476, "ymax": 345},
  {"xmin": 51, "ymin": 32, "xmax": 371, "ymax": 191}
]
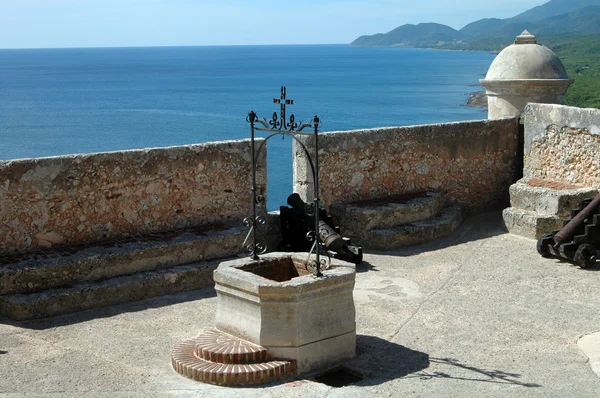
[
  {"xmin": 280, "ymin": 193, "xmax": 363, "ymax": 265},
  {"xmin": 287, "ymin": 193, "xmax": 344, "ymax": 252},
  {"xmin": 537, "ymin": 194, "xmax": 600, "ymax": 268}
]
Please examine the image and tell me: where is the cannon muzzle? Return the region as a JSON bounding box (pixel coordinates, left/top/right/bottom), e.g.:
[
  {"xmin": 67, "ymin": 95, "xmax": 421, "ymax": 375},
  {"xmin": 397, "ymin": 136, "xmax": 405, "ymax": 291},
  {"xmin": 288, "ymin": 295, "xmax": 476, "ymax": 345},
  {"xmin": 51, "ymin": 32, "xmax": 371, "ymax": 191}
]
[{"xmin": 287, "ymin": 193, "xmax": 344, "ymax": 251}]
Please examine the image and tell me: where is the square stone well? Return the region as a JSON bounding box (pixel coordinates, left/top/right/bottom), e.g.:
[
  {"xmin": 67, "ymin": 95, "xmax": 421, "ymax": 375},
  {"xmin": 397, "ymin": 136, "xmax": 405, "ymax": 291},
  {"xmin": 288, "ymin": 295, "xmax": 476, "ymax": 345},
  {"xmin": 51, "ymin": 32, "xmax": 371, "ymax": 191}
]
[{"xmin": 213, "ymin": 252, "xmax": 356, "ymax": 375}]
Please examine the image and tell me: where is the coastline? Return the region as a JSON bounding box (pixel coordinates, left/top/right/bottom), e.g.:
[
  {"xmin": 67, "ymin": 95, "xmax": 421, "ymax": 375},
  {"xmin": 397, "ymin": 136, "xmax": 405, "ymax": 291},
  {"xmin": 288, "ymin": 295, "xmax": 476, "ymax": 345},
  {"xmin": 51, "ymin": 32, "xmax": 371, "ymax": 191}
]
[{"xmin": 465, "ymin": 90, "xmax": 487, "ymax": 108}]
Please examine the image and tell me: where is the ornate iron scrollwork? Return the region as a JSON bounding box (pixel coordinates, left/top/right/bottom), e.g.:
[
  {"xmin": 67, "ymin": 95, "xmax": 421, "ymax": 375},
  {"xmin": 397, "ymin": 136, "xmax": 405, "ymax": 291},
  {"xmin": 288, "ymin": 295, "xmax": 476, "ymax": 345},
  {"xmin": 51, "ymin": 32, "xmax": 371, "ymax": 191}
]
[{"xmin": 245, "ymin": 86, "xmax": 325, "ymax": 276}]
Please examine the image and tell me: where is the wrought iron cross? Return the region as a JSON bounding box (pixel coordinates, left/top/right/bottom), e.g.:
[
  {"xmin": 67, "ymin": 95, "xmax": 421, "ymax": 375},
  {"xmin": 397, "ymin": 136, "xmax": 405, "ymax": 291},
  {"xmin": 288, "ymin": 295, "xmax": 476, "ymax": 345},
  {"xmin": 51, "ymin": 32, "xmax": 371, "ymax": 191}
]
[{"xmin": 270, "ymin": 86, "xmax": 297, "ymax": 131}]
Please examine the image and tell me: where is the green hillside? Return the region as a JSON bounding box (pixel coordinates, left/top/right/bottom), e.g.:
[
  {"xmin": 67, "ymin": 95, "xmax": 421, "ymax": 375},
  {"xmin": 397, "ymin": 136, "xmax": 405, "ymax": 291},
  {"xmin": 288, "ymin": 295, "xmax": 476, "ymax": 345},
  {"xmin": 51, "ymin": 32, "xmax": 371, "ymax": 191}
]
[
  {"xmin": 352, "ymin": 23, "xmax": 463, "ymax": 47},
  {"xmin": 540, "ymin": 35, "xmax": 600, "ymax": 108},
  {"xmin": 352, "ymin": 4, "xmax": 600, "ymax": 47},
  {"xmin": 349, "ymin": 0, "xmax": 600, "ymax": 108},
  {"xmin": 514, "ymin": 0, "xmax": 600, "ymax": 21},
  {"xmin": 455, "ymin": 8, "xmax": 600, "ymax": 49},
  {"xmin": 459, "ymin": 19, "xmax": 509, "ymax": 38},
  {"xmin": 536, "ymin": 6, "xmax": 600, "ymax": 36}
]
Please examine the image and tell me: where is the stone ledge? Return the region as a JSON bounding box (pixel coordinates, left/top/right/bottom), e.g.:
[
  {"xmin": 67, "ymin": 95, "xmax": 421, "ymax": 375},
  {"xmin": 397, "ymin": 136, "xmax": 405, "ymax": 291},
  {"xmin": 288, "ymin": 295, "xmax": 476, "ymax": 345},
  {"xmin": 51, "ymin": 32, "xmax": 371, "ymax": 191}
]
[
  {"xmin": 0, "ymin": 259, "xmax": 224, "ymax": 320},
  {"xmin": 502, "ymin": 207, "xmax": 563, "ymax": 240},
  {"xmin": 361, "ymin": 206, "xmax": 463, "ymax": 250},
  {"xmin": 0, "ymin": 223, "xmax": 244, "ymax": 296},
  {"xmin": 509, "ymin": 178, "xmax": 597, "ymax": 218},
  {"xmin": 330, "ymin": 191, "xmax": 444, "ymax": 236}
]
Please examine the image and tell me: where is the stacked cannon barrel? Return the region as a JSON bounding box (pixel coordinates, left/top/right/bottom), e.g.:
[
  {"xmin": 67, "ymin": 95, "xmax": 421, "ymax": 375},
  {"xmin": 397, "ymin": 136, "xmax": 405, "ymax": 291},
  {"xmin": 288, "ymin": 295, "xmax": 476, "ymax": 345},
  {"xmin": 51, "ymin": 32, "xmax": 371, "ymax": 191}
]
[{"xmin": 537, "ymin": 194, "xmax": 600, "ymax": 268}]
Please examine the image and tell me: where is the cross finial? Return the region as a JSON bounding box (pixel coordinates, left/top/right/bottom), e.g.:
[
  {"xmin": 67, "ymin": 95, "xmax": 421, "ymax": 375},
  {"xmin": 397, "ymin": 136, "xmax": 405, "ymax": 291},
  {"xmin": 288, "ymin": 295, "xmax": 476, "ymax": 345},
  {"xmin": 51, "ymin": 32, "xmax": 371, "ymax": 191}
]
[{"xmin": 270, "ymin": 86, "xmax": 295, "ymax": 130}]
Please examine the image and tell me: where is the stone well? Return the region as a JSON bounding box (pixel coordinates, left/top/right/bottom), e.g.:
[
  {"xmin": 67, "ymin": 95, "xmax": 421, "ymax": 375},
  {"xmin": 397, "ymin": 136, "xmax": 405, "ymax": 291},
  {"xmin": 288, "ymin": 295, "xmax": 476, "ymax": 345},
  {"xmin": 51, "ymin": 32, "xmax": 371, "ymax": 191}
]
[{"xmin": 214, "ymin": 252, "xmax": 356, "ymax": 375}]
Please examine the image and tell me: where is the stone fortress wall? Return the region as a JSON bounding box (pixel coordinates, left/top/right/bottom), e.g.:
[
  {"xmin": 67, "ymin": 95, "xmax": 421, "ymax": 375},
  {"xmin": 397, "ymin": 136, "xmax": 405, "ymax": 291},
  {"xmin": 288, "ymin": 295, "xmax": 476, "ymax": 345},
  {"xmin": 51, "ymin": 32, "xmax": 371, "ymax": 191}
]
[
  {"xmin": 1, "ymin": 118, "xmax": 525, "ymax": 254},
  {"xmin": 0, "ymin": 101, "xmax": 597, "ymax": 322},
  {"xmin": 2, "ymin": 102, "xmax": 597, "ymax": 255},
  {"xmin": 0, "ymin": 140, "xmax": 266, "ymax": 253},
  {"xmin": 523, "ymin": 103, "xmax": 600, "ymax": 187},
  {"xmin": 293, "ymin": 118, "xmax": 520, "ymax": 213}
]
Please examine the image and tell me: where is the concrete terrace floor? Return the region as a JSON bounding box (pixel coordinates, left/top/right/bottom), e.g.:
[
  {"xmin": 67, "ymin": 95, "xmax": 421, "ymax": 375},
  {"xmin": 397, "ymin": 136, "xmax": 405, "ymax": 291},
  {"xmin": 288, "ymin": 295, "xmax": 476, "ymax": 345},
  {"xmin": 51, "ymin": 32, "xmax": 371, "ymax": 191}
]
[{"xmin": 1, "ymin": 211, "xmax": 600, "ymax": 397}]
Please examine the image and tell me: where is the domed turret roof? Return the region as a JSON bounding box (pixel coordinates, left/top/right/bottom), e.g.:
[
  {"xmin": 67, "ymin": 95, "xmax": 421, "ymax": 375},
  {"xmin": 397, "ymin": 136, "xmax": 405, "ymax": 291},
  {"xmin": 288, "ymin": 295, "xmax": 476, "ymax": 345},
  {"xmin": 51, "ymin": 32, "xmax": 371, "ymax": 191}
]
[{"xmin": 484, "ymin": 30, "xmax": 569, "ymax": 80}]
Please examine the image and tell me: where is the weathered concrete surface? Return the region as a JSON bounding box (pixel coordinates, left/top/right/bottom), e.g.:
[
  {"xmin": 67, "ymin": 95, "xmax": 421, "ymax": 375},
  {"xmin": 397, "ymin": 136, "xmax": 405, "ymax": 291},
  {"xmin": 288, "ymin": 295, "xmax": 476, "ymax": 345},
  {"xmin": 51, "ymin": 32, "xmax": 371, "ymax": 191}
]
[
  {"xmin": 522, "ymin": 103, "xmax": 600, "ymax": 187},
  {"xmin": 0, "ymin": 140, "xmax": 266, "ymax": 253},
  {"xmin": 2, "ymin": 211, "xmax": 600, "ymax": 397},
  {"xmin": 294, "ymin": 118, "xmax": 519, "ymax": 213}
]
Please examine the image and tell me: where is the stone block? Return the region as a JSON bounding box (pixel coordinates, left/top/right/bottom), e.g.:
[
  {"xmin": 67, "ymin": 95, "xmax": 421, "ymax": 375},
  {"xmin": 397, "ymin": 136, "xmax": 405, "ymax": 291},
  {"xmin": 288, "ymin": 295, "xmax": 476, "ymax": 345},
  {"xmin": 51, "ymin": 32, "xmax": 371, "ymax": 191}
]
[
  {"xmin": 502, "ymin": 207, "xmax": 563, "ymax": 240},
  {"xmin": 267, "ymin": 331, "xmax": 356, "ymax": 376},
  {"xmin": 509, "ymin": 178, "xmax": 597, "ymax": 218}
]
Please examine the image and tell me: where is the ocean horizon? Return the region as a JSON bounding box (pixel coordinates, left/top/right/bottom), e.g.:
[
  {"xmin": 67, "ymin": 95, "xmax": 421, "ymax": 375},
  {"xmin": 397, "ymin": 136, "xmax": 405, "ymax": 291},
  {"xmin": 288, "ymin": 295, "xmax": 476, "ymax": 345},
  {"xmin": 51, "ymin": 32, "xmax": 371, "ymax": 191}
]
[{"xmin": 0, "ymin": 44, "xmax": 495, "ymax": 209}]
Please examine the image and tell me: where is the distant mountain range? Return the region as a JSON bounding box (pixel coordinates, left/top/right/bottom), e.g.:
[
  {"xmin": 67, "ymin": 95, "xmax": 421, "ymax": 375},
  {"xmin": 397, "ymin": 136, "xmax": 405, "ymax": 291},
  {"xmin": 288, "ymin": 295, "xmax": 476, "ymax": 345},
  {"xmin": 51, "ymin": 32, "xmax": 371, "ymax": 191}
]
[{"xmin": 350, "ymin": 0, "xmax": 600, "ymax": 49}]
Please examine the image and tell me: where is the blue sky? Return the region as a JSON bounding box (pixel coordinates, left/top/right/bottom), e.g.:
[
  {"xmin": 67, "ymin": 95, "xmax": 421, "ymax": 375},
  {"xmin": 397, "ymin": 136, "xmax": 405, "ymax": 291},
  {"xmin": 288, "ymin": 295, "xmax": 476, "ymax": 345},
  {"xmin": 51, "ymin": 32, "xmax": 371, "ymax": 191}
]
[{"xmin": 0, "ymin": 0, "xmax": 546, "ymax": 49}]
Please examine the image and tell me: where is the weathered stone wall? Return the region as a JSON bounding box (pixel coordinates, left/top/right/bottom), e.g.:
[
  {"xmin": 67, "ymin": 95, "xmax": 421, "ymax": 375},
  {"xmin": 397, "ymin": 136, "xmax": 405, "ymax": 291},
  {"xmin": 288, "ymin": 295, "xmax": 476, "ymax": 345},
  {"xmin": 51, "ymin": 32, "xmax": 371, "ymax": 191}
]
[
  {"xmin": 293, "ymin": 118, "xmax": 519, "ymax": 213},
  {"xmin": 522, "ymin": 103, "xmax": 600, "ymax": 187},
  {"xmin": 0, "ymin": 140, "xmax": 266, "ymax": 253}
]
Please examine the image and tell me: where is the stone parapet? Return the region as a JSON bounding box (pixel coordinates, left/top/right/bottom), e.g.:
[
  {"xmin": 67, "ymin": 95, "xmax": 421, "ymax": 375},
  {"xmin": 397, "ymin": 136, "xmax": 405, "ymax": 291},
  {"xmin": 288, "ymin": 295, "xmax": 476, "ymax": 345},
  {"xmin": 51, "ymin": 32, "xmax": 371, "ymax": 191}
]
[
  {"xmin": 0, "ymin": 140, "xmax": 266, "ymax": 253},
  {"xmin": 502, "ymin": 104, "xmax": 600, "ymax": 239},
  {"xmin": 293, "ymin": 118, "xmax": 519, "ymax": 213}
]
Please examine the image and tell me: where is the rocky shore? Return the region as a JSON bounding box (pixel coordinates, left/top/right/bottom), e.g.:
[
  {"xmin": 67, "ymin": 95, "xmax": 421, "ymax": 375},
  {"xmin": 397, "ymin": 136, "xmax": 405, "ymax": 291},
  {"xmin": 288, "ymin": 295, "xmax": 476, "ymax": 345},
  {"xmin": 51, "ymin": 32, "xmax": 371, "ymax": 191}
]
[{"xmin": 465, "ymin": 90, "xmax": 487, "ymax": 108}]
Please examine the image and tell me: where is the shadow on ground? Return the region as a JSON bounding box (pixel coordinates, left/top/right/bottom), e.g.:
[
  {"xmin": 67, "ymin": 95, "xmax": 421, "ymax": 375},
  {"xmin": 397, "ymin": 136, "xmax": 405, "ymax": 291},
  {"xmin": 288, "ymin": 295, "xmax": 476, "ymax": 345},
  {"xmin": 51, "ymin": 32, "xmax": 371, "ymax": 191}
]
[
  {"xmin": 343, "ymin": 335, "xmax": 429, "ymax": 385},
  {"xmin": 0, "ymin": 287, "xmax": 216, "ymax": 330},
  {"xmin": 409, "ymin": 357, "xmax": 543, "ymax": 388},
  {"xmin": 342, "ymin": 336, "xmax": 541, "ymax": 388},
  {"xmin": 355, "ymin": 260, "xmax": 377, "ymax": 273}
]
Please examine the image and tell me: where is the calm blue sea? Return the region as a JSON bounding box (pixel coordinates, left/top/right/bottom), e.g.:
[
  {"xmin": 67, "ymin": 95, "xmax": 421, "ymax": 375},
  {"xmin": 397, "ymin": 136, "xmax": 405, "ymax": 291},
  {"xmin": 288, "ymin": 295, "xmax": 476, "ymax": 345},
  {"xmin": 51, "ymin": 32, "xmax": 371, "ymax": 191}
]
[{"xmin": 0, "ymin": 45, "xmax": 494, "ymax": 209}]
